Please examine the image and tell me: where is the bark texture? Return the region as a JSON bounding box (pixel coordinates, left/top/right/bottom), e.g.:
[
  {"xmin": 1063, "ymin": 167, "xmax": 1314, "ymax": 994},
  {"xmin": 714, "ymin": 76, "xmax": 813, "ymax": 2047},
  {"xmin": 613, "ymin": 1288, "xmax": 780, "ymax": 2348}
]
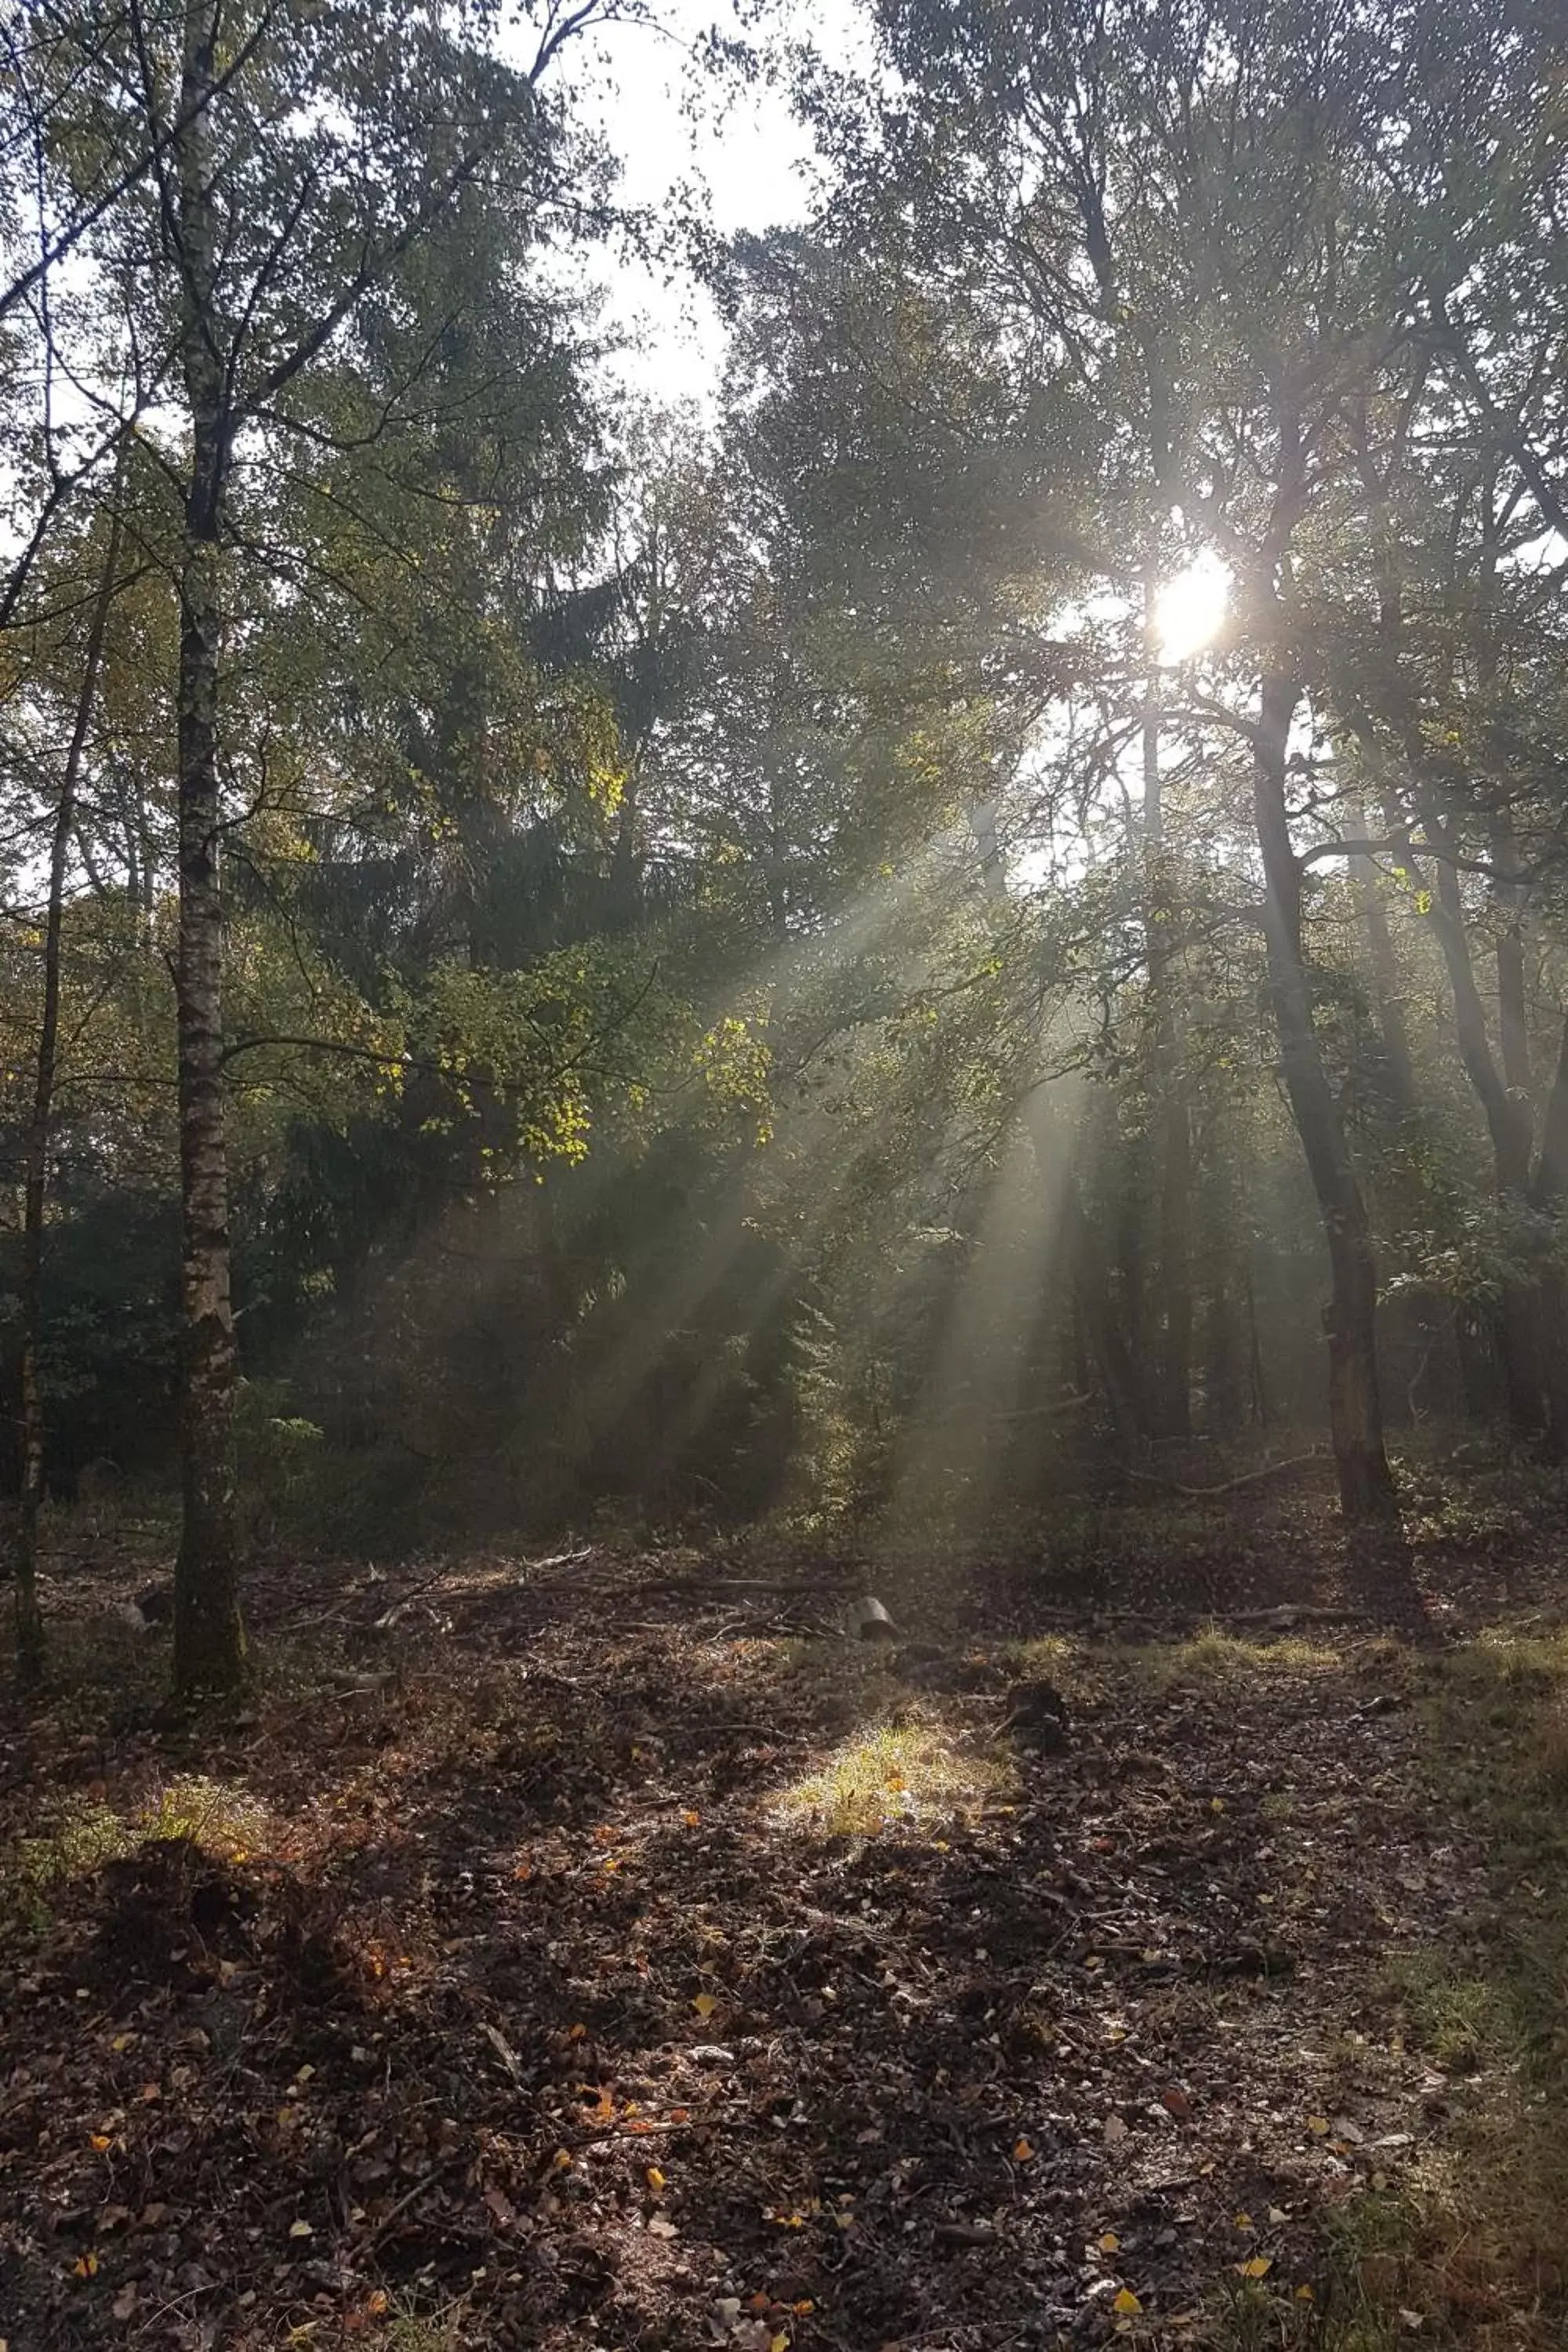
[
  {"xmin": 1254, "ymin": 673, "xmax": 1396, "ymax": 1519},
  {"xmin": 13, "ymin": 491, "xmax": 123, "ymax": 1687},
  {"xmin": 172, "ymin": 0, "xmax": 245, "ymax": 1695}
]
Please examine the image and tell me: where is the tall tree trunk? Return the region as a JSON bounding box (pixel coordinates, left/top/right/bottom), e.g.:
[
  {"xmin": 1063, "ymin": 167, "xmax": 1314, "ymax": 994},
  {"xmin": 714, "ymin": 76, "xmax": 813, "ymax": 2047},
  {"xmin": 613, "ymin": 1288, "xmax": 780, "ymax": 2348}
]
[
  {"xmin": 970, "ymin": 789, "xmax": 1142, "ymax": 1440},
  {"xmin": 1530, "ymin": 1008, "xmax": 1568, "ymax": 1456},
  {"xmin": 1348, "ymin": 802, "xmax": 1418, "ymax": 1117},
  {"xmin": 172, "ymin": 0, "xmax": 245, "ymax": 1695},
  {"xmin": 1142, "ymin": 570, "xmax": 1192, "ymax": 1438},
  {"xmin": 1254, "ymin": 673, "xmax": 1396, "ymax": 1518},
  {"xmin": 1381, "ymin": 784, "xmax": 1544, "ymax": 1434},
  {"xmin": 12, "ymin": 493, "xmax": 124, "ymax": 1688},
  {"xmin": 1490, "ymin": 809, "xmax": 1532, "ymax": 1098}
]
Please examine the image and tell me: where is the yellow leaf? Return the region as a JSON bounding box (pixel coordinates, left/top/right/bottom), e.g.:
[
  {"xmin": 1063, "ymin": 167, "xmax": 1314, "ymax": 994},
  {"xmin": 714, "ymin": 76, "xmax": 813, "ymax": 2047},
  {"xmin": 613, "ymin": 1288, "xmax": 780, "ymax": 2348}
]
[
  {"xmin": 771, "ymin": 2336, "xmax": 789, "ymax": 2352},
  {"xmin": 1307, "ymin": 2115, "xmax": 1330, "ymax": 2136},
  {"xmin": 1234, "ymin": 2212, "xmax": 1254, "ymax": 2231},
  {"xmin": 793, "ymin": 2302, "xmax": 815, "ymax": 2315},
  {"xmin": 683, "ymin": 1811, "xmax": 702, "ymax": 1827},
  {"xmin": 1238, "ymin": 2256, "xmax": 1273, "ymax": 2279},
  {"xmin": 289, "ymin": 2219, "xmax": 314, "ymax": 2239},
  {"xmin": 552, "ymin": 2150, "xmax": 573, "ymax": 2172},
  {"xmin": 1210, "ymin": 1796, "xmax": 1225, "ymax": 1813},
  {"xmin": 567, "ymin": 2024, "xmax": 587, "ymax": 2041},
  {"xmin": 89, "ymin": 2133, "xmax": 111, "ymax": 2151},
  {"xmin": 1112, "ymin": 2288, "xmax": 1142, "ymax": 2314},
  {"xmin": 692, "ymin": 1992, "xmax": 719, "ymax": 2019},
  {"xmin": 1012, "ymin": 2137, "xmax": 1035, "ymax": 2161},
  {"xmin": 1100, "ymin": 2232, "xmax": 1120, "ymax": 2253},
  {"xmin": 646, "ymin": 2166, "xmax": 666, "ymax": 2193},
  {"xmin": 1295, "ymin": 2285, "xmax": 1316, "ymax": 2301},
  {"xmin": 74, "ymin": 2254, "xmax": 99, "ymax": 2278}
]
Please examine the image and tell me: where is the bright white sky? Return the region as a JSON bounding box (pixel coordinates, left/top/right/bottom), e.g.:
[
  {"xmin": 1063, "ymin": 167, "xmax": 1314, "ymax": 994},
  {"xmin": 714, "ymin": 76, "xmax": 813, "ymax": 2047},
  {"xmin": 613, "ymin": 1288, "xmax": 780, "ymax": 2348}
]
[{"xmin": 557, "ymin": 0, "xmax": 847, "ymax": 409}]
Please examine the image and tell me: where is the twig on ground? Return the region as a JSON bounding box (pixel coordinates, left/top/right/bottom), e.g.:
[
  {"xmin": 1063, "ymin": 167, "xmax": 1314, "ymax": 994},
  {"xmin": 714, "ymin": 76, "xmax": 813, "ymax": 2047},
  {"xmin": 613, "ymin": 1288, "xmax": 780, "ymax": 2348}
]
[{"xmin": 1118, "ymin": 1446, "xmax": 1326, "ymax": 1497}]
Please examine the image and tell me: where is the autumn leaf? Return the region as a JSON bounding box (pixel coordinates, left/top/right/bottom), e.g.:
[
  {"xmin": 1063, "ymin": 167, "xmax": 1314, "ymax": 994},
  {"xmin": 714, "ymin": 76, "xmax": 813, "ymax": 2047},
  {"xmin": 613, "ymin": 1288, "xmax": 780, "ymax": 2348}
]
[
  {"xmin": 1307, "ymin": 2115, "xmax": 1330, "ymax": 2136},
  {"xmin": 1112, "ymin": 2288, "xmax": 1142, "ymax": 2314},
  {"xmin": 1100, "ymin": 2232, "xmax": 1120, "ymax": 2253},
  {"xmin": 289, "ymin": 2219, "xmax": 314, "ymax": 2239},
  {"xmin": 646, "ymin": 2165, "xmax": 666, "ymax": 2193},
  {"xmin": 1012, "ymin": 2136, "xmax": 1035, "ymax": 2161},
  {"xmin": 683, "ymin": 1810, "xmax": 701, "ymax": 1827},
  {"xmin": 1237, "ymin": 2256, "xmax": 1273, "ymax": 2280},
  {"xmin": 89, "ymin": 2132, "xmax": 111, "ymax": 2151},
  {"xmin": 73, "ymin": 2254, "xmax": 99, "ymax": 2278},
  {"xmin": 692, "ymin": 1991, "xmax": 719, "ymax": 2019},
  {"xmin": 567, "ymin": 2024, "xmax": 587, "ymax": 2042}
]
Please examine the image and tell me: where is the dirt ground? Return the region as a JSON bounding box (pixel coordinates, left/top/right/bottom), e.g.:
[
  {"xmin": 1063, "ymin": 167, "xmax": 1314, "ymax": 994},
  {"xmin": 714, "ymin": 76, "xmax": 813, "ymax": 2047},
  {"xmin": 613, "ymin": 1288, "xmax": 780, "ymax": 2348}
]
[{"xmin": 0, "ymin": 1471, "xmax": 1559, "ymax": 2350}]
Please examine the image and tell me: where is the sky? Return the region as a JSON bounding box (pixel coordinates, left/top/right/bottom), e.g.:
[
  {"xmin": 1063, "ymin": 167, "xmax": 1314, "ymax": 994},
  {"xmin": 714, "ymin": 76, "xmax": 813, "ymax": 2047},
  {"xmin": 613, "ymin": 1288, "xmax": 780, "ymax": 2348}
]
[{"xmin": 551, "ymin": 0, "xmax": 840, "ymax": 409}]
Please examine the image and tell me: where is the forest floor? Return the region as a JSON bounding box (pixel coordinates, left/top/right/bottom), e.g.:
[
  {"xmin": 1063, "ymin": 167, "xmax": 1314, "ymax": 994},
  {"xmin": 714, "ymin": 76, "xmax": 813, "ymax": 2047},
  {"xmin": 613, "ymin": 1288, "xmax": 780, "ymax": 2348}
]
[{"xmin": 3, "ymin": 1463, "xmax": 1568, "ymax": 2352}]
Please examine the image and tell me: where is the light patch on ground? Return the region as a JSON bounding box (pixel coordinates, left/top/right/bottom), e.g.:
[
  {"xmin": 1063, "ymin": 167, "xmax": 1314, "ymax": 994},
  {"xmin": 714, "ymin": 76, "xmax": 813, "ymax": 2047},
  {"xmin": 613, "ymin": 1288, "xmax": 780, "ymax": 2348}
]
[
  {"xmin": 770, "ymin": 1714, "xmax": 1014, "ymax": 1838},
  {"xmin": 1124, "ymin": 1628, "xmax": 1341, "ymax": 1690},
  {"xmin": 2, "ymin": 1775, "xmax": 276, "ymax": 1938}
]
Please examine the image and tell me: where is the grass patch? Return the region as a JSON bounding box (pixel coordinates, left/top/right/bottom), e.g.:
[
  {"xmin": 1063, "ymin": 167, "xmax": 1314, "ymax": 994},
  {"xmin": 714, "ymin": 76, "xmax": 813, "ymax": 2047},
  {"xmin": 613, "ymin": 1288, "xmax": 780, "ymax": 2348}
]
[
  {"xmin": 1382, "ymin": 1948, "xmax": 1509, "ymax": 2071},
  {"xmin": 0, "ymin": 1773, "xmax": 274, "ymax": 1944},
  {"xmin": 1123, "ymin": 1626, "xmax": 1340, "ymax": 1692},
  {"xmin": 383, "ymin": 2298, "xmax": 473, "ymax": 2352},
  {"xmin": 1308, "ymin": 1628, "xmax": 1568, "ymax": 2352},
  {"xmin": 1009, "ymin": 1631, "xmax": 1098, "ymax": 1699},
  {"xmin": 771, "ymin": 1713, "xmax": 1014, "ymax": 1838}
]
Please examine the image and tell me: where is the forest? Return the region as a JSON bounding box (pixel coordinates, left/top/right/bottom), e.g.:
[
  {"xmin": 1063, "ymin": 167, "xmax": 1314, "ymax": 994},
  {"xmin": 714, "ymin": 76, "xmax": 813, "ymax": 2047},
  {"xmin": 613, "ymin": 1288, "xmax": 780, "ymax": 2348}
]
[{"xmin": 2, "ymin": 0, "xmax": 1568, "ymax": 2347}]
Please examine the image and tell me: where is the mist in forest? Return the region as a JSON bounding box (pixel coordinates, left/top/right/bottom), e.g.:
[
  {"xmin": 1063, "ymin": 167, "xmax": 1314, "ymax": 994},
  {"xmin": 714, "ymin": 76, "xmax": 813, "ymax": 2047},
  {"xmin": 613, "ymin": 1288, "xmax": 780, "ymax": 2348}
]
[{"xmin": 2, "ymin": 0, "xmax": 1566, "ymax": 1689}]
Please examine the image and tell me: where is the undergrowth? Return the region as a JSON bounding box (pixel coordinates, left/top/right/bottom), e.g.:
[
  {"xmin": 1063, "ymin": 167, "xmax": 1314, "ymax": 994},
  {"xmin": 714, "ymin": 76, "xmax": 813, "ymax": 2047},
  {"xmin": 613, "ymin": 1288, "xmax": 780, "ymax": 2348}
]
[
  {"xmin": 771, "ymin": 1712, "xmax": 1014, "ymax": 1837},
  {"xmin": 0, "ymin": 1774, "xmax": 273, "ymax": 1943},
  {"xmin": 1123, "ymin": 1627, "xmax": 1341, "ymax": 1691},
  {"xmin": 1218, "ymin": 1626, "xmax": 1568, "ymax": 2352}
]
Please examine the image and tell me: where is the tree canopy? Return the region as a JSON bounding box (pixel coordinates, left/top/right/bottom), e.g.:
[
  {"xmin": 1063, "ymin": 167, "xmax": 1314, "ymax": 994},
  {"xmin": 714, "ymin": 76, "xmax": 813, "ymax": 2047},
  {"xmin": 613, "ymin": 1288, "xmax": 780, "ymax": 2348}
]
[{"xmin": 3, "ymin": 0, "xmax": 1568, "ymax": 1684}]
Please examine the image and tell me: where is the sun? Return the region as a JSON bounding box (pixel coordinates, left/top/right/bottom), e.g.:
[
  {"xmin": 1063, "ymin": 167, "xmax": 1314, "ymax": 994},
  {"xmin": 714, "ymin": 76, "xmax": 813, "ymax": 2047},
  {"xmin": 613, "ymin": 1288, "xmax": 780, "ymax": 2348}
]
[{"xmin": 1153, "ymin": 551, "xmax": 1231, "ymax": 665}]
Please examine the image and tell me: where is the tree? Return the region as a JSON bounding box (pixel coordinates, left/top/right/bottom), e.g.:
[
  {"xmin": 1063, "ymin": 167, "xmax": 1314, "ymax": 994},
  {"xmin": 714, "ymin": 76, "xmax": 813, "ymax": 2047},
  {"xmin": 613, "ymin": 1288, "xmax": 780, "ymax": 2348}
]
[{"xmin": 93, "ymin": 0, "xmax": 619, "ymax": 1692}]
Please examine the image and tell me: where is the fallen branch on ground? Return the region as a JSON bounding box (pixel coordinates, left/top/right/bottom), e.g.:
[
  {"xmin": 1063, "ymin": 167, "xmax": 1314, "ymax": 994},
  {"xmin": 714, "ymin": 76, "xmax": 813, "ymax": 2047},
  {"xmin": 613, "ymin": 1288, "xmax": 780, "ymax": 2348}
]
[{"xmin": 1119, "ymin": 1446, "xmax": 1325, "ymax": 1497}]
